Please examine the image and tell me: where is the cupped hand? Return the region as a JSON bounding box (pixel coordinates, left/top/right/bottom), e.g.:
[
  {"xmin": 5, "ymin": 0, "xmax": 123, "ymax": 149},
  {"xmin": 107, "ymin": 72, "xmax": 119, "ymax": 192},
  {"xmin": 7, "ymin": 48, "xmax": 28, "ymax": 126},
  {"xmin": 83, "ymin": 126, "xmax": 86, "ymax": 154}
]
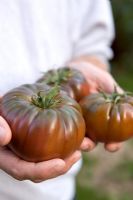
[
  {"xmin": 69, "ymin": 59, "xmax": 123, "ymax": 152},
  {"xmin": 0, "ymin": 116, "xmax": 81, "ymax": 183},
  {"xmin": 0, "ymin": 147, "xmax": 81, "ymax": 183},
  {"xmin": 69, "ymin": 60, "xmax": 122, "ymax": 94}
]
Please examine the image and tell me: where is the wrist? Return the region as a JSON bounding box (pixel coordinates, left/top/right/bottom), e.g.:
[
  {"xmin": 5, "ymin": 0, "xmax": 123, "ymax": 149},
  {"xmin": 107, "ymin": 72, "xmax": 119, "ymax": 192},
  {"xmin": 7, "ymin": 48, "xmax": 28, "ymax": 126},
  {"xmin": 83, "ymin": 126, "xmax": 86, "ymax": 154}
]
[{"xmin": 67, "ymin": 55, "xmax": 110, "ymax": 72}]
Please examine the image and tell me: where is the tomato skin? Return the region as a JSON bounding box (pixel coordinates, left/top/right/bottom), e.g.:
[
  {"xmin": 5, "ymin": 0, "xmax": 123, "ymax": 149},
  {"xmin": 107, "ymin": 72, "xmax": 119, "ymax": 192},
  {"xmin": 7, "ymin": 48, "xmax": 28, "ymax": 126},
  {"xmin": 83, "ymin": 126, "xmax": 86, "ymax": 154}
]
[
  {"xmin": 37, "ymin": 67, "xmax": 90, "ymax": 101},
  {"xmin": 0, "ymin": 84, "xmax": 85, "ymax": 162},
  {"xmin": 80, "ymin": 93, "xmax": 133, "ymax": 143}
]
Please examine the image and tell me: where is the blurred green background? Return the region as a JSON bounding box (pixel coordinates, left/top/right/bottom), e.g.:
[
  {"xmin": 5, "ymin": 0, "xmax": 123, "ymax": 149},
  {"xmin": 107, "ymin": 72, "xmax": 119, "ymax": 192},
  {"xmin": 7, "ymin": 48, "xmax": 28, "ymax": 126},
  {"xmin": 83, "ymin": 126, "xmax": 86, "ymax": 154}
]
[{"xmin": 76, "ymin": 0, "xmax": 133, "ymax": 199}]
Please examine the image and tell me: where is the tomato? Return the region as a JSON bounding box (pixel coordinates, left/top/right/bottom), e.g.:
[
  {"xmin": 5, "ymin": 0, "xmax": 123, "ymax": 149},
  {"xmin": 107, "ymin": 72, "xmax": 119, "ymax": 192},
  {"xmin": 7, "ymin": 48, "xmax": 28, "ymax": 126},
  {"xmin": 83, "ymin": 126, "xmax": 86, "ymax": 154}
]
[
  {"xmin": 80, "ymin": 92, "xmax": 133, "ymax": 143},
  {"xmin": 37, "ymin": 67, "xmax": 90, "ymax": 101},
  {"xmin": 0, "ymin": 84, "xmax": 85, "ymax": 162}
]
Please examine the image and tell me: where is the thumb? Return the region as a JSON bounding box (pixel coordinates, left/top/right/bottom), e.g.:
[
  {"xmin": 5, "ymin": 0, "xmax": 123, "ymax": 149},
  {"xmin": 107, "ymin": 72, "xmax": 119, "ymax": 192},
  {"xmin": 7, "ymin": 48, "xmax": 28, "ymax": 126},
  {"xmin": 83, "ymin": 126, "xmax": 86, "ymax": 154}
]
[{"xmin": 0, "ymin": 116, "xmax": 12, "ymax": 146}]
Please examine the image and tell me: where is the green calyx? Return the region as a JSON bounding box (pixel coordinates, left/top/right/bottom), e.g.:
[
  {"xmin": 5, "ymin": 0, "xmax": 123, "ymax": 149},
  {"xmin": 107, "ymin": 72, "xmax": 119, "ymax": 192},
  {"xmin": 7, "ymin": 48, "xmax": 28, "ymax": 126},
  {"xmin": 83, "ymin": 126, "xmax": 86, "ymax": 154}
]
[
  {"xmin": 31, "ymin": 86, "xmax": 63, "ymax": 109},
  {"xmin": 99, "ymin": 87, "xmax": 133, "ymax": 104},
  {"xmin": 45, "ymin": 68, "xmax": 73, "ymax": 85}
]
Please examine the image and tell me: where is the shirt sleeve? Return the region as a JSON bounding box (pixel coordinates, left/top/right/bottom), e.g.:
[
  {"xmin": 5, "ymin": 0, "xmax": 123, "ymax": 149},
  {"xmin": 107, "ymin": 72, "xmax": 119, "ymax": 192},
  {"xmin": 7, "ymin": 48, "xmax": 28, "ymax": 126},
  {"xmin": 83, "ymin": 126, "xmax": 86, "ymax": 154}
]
[{"xmin": 72, "ymin": 0, "xmax": 115, "ymax": 63}]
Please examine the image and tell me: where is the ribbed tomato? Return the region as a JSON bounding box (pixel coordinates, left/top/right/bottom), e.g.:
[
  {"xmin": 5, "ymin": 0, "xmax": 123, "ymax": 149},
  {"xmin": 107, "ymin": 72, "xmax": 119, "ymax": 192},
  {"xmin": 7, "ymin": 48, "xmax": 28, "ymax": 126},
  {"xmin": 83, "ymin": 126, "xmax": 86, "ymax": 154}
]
[
  {"xmin": 80, "ymin": 91, "xmax": 133, "ymax": 143},
  {"xmin": 0, "ymin": 84, "xmax": 85, "ymax": 162},
  {"xmin": 37, "ymin": 67, "xmax": 90, "ymax": 101}
]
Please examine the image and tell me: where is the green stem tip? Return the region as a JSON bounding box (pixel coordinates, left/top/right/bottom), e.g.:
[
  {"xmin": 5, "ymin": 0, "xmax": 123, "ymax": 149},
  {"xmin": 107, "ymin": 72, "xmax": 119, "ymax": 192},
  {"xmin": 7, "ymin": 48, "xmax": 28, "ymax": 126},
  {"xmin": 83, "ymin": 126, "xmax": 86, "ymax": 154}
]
[
  {"xmin": 99, "ymin": 86, "xmax": 133, "ymax": 104},
  {"xmin": 46, "ymin": 67, "xmax": 73, "ymax": 85},
  {"xmin": 31, "ymin": 86, "xmax": 63, "ymax": 109}
]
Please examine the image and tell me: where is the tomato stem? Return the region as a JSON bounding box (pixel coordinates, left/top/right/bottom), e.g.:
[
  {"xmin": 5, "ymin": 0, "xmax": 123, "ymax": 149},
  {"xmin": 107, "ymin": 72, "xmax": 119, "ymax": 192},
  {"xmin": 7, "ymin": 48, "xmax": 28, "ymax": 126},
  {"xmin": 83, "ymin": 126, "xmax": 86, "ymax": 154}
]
[
  {"xmin": 100, "ymin": 89, "xmax": 132, "ymax": 104},
  {"xmin": 44, "ymin": 67, "xmax": 73, "ymax": 85},
  {"xmin": 31, "ymin": 86, "xmax": 63, "ymax": 109}
]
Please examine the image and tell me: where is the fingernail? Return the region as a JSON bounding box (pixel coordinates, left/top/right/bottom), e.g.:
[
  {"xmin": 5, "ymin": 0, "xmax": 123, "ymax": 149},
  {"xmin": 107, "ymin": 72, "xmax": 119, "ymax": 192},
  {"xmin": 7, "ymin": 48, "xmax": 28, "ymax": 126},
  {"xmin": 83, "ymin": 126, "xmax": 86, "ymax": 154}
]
[
  {"xmin": 0, "ymin": 126, "xmax": 6, "ymax": 145},
  {"xmin": 82, "ymin": 144, "xmax": 90, "ymax": 151},
  {"xmin": 109, "ymin": 147, "xmax": 119, "ymax": 152},
  {"xmin": 81, "ymin": 141, "xmax": 96, "ymax": 151},
  {"xmin": 105, "ymin": 143, "xmax": 121, "ymax": 152},
  {"xmin": 82, "ymin": 140, "xmax": 89, "ymax": 150}
]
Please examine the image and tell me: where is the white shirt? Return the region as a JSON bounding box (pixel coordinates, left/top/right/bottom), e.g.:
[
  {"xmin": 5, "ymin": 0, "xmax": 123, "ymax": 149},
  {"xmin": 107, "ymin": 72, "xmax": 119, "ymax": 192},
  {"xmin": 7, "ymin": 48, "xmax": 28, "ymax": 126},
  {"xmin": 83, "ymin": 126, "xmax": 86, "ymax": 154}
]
[{"xmin": 0, "ymin": 0, "xmax": 114, "ymax": 199}]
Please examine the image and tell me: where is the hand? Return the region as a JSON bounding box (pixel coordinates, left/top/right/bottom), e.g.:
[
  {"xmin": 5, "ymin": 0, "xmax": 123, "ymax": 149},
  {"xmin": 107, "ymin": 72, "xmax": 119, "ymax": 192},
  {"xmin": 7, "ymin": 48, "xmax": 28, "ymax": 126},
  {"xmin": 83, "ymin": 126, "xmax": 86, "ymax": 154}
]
[
  {"xmin": 69, "ymin": 60, "xmax": 122, "ymax": 94},
  {"xmin": 68, "ymin": 59, "xmax": 122, "ymax": 152},
  {"xmin": 0, "ymin": 116, "xmax": 81, "ymax": 183}
]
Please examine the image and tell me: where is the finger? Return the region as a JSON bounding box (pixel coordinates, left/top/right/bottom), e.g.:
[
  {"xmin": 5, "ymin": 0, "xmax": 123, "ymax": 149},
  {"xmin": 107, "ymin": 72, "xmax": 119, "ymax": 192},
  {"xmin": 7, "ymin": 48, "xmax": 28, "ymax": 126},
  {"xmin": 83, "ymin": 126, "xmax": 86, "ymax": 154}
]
[
  {"xmin": 31, "ymin": 151, "xmax": 81, "ymax": 181},
  {"xmin": 80, "ymin": 137, "xmax": 96, "ymax": 151},
  {"xmin": 0, "ymin": 116, "xmax": 12, "ymax": 146},
  {"xmin": 87, "ymin": 80, "xmax": 98, "ymax": 94},
  {"xmin": 0, "ymin": 147, "xmax": 66, "ymax": 181},
  {"xmin": 28, "ymin": 160, "xmax": 66, "ymax": 182},
  {"xmin": 62, "ymin": 150, "xmax": 81, "ymax": 173},
  {"xmin": 105, "ymin": 142, "xmax": 122, "ymax": 152},
  {"xmin": 33, "ymin": 150, "xmax": 81, "ymax": 183},
  {"xmin": 100, "ymin": 76, "xmax": 123, "ymax": 94},
  {"xmin": 115, "ymin": 85, "xmax": 124, "ymax": 94},
  {"xmin": 3, "ymin": 149, "xmax": 65, "ymax": 181}
]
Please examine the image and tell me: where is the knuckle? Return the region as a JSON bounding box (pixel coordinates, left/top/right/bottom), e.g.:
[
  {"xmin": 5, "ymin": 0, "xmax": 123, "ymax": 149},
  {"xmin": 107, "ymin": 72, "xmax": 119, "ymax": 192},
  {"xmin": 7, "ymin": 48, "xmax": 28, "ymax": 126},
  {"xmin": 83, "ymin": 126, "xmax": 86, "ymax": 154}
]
[{"xmin": 11, "ymin": 166, "xmax": 25, "ymax": 181}]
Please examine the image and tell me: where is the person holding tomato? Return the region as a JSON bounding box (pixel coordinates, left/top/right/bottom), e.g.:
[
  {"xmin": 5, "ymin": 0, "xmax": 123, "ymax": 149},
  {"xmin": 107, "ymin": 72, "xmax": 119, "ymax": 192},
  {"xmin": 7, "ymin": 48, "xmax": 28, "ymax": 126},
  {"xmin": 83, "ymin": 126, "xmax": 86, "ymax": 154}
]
[{"xmin": 0, "ymin": 0, "xmax": 122, "ymax": 199}]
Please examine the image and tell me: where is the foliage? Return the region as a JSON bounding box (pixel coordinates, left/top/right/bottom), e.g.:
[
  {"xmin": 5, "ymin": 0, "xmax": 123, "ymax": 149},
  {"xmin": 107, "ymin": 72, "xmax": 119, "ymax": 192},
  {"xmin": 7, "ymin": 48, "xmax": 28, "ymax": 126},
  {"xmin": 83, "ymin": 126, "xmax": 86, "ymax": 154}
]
[{"xmin": 111, "ymin": 0, "xmax": 133, "ymax": 71}]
